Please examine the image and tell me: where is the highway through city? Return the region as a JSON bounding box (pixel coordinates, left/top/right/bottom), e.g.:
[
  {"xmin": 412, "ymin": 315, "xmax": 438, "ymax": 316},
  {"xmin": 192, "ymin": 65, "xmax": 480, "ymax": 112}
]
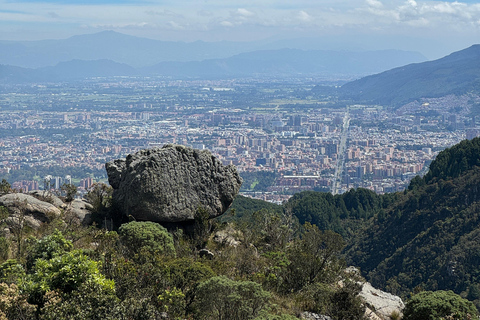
[{"xmin": 332, "ymin": 106, "xmax": 350, "ymax": 195}]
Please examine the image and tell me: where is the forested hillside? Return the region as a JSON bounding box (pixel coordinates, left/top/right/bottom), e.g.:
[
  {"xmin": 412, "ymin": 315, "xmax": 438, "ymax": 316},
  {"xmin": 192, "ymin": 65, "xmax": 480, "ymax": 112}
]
[{"xmin": 345, "ymin": 137, "xmax": 480, "ymax": 308}]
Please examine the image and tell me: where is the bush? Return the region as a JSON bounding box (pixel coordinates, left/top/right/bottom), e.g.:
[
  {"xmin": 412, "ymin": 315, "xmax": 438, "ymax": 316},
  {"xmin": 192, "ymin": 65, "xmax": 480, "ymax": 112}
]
[
  {"xmin": 26, "ymin": 229, "xmax": 73, "ymax": 270},
  {"xmin": 403, "ymin": 290, "xmax": 479, "ymax": 320},
  {"xmin": 118, "ymin": 221, "xmax": 175, "ymax": 259},
  {"xmin": 195, "ymin": 276, "xmax": 271, "ymax": 320}
]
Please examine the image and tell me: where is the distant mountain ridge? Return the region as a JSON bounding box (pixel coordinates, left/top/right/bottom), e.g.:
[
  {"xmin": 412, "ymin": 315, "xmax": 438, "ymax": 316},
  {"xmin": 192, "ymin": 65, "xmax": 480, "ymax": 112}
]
[
  {"xmin": 0, "ymin": 31, "xmax": 427, "ymax": 82},
  {"xmin": 0, "ymin": 31, "xmax": 427, "ymax": 70},
  {"xmin": 338, "ymin": 44, "xmax": 480, "ymax": 106},
  {"xmin": 0, "ymin": 51, "xmax": 427, "ymax": 83}
]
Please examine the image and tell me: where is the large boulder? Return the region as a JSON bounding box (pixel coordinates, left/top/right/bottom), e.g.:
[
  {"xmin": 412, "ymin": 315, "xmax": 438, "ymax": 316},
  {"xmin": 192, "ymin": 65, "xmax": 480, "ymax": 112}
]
[
  {"xmin": 106, "ymin": 144, "xmax": 242, "ymax": 223},
  {"xmin": 0, "ymin": 193, "xmax": 62, "ymax": 229}
]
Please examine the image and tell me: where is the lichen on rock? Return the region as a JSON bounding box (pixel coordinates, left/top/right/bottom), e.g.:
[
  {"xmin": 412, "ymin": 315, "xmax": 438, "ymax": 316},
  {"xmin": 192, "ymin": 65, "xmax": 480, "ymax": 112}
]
[{"xmin": 106, "ymin": 144, "xmax": 242, "ymax": 223}]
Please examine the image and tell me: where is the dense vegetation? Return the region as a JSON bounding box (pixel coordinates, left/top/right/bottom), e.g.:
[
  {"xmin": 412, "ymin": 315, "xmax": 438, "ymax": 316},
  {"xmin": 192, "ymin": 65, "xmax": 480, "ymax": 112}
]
[
  {"xmin": 0, "ymin": 196, "xmax": 367, "ymax": 319},
  {"xmin": 285, "ymin": 188, "xmax": 398, "ymax": 239},
  {"xmin": 3, "ymin": 136, "xmax": 480, "ymax": 319},
  {"xmin": 345, "ymin": 137, "xmax": 480, "ymax": 308},
  {"xmin": 230, "ymin": 136, "xmax": 480, "ymax": 312}
]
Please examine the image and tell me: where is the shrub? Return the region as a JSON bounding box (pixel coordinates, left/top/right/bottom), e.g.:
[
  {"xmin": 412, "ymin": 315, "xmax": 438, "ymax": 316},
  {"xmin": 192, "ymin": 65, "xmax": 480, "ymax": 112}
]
[
  {"xmin": 194, "ymin": 276, "xmax": 271, "ymax": 320},
  {"xmin": 118, "ymin": 221, "xmax": 175, "ymax": 259},
  {"xmin": 403, "ymin": 290, "xmax": 478, "ymax": 320}
]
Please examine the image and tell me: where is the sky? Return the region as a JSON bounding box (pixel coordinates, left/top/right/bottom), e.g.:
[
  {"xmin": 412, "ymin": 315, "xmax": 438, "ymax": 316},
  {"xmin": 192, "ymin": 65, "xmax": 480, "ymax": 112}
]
[{"xmin": 1, "ymin": 0, "xmax": 480, "ymax": 59}]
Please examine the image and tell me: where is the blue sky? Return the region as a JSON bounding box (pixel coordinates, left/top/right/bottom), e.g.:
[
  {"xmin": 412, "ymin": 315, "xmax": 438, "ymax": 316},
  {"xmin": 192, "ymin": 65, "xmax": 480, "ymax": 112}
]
[{"xmin": 1, "ymin": 0, "xmax": 480, "ymax": 58}]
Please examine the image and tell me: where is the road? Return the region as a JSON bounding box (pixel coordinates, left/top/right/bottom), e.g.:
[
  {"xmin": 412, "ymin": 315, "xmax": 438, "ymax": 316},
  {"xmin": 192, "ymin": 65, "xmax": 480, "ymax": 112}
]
[{"xmin": 332, "ymin": 106, "xmax": 350, "ymax": 195}]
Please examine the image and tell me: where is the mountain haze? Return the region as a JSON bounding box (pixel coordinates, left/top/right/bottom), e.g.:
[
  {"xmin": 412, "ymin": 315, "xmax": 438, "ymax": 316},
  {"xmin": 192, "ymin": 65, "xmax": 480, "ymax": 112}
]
[
  {"xmin": 144, "ymin": 49, "xmax": 425, "ymax": 78},
  {"xmin": 0, "ymin": 31, "xmax": 426, "ymax": 81}
]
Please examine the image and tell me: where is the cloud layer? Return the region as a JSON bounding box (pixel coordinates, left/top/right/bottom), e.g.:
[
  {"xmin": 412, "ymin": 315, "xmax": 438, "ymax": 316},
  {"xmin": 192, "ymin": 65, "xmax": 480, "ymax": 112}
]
[{"xmin": 1, "ymin": 0, "xmax": 480, "ymax": 57}]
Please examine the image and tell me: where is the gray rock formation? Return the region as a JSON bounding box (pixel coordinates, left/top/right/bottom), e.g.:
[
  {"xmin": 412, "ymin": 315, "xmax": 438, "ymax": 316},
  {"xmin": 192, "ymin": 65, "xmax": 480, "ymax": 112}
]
[
  {"xmin": 0, "ymin": 193, "xmax": 62, "ymax": 229},
  {"xmin": 27, "ymin": 190, "xmax": 67, "ymax": 209},
  {"xmin": 64, "ymin": 199, "xmax": 93, "ymax": 225},
  {"xmin": 106, "ymin": 144, "xmax": 242, "ymax": 223},
  {"xmin": 360, "ymin": 282, "xmax": 404, "ymax": 319}
]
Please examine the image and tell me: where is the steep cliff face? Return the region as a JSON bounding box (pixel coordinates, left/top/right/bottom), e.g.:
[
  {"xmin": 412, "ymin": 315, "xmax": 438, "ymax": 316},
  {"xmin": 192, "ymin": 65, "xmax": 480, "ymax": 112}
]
[{"xmin": 106, "ymin": 144, "xmax": 242, "ymax": 223}]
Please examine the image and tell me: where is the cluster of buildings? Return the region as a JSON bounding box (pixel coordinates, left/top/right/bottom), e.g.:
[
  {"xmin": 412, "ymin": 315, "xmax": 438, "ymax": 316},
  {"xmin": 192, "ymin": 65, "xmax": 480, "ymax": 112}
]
[{"xmin": 0, "ymin": 81, "xmax": 476, "ymax": 202}]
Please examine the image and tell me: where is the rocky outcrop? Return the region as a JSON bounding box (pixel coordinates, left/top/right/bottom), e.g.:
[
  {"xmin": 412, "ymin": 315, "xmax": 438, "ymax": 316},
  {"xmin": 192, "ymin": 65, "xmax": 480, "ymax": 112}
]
[
  {"xmin": 0, "ymin": 193, "xmax": 62, "ymax": 229},
  {"xmin": 27, "ymin": 190, "xmax": 67, "ymax": 209},
  {"xmin": 64, "ymin": 199, "xmax": 93, "ymax": 226},
  {"xmin": 360, "ymin": 282, "xmax": 404, "ymax": 319},
  {"xmin": 106, "ymin": 144, "xmax": 242, "ymax": 223}
]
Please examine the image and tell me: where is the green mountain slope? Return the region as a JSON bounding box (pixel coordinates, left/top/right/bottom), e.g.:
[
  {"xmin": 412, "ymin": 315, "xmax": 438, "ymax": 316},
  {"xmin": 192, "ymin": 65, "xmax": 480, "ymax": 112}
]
[
  {"xmin": 346, "ymin": 137, "xmax": 480, "ymax": 305},
  {"xmin": 339, "ymin": 44, "xmax": 480, "ymax": 106}
]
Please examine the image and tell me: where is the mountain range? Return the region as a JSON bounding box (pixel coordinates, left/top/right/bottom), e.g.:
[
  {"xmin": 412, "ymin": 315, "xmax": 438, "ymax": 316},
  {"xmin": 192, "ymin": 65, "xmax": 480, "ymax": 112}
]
[{"xmin": 0, "ymin": 31, "xmax": 426, "ymax": 82}]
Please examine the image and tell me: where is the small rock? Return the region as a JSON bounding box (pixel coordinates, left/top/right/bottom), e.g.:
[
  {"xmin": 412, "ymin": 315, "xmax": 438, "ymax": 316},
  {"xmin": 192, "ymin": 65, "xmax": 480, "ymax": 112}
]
[
  {"xmin": 199, "ymin": 249, "xmax": 215, "ymax": 259},
  {"xmin": 300, "ymin": 312, "xmax": 332, "ymax": 320}
]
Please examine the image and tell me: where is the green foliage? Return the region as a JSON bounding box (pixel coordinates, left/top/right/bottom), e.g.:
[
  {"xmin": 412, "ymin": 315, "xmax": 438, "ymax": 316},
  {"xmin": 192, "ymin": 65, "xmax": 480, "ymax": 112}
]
[
  {"xmin": 193, "ymin": 207, "xmax": 212, "ymax": 249},
  {"xmin": 158, "ymin": 287, "xmax": 185, "ymax": 319},
  {"xmin": 346, "ymin": 164, "xmax": 480, "ymax": 296},
  {"xmin": 223, "ymin": 195, "xmax": 284, "ymax": 223},
  {"xmin": 328, "ymin": 280, "xmax": 366, "ymax": 320},
  {"xmin": 24, "ymin": 249, "xmax": 115, "ymax": 306},
  {"xmin": 60, "ymin": 183, "xmax": 77, "ymax": 202},
  {"xmin": 424, "ymin": 137, "xmax": 480, "ymax": 183},
  {"xmin": 39, "ymin": 280, "xmax": 120, "ymax": 320},
  {"xmin": 84, "ymin": 182, "xmax": 112, "ymax": 217},
  {"xmin": 26, "ymin": 229, "xmax": 73, "ymax": 269},
  {"xmin": 118, "ymin": 221, "xmax": 175, "ymax": 259},
  {"xmin": 0, "ymin": 179, "xmax": 10, "ymax": 195},
  {"xmin": 403, "ymin": 290, "xmax": 478, "ymax": 320},
  {"xmin": 194, "ymin": 276, "xmax": 271, "ymax": 320},
  {"xmin": 0, "ymin": 260, "xmax": 25, "ymax": 284},
  {"xmin": 283, "ymin": 223, "xmax": 345, "ymax": 293},
  {"xmin": 238, "ymin": 209, "xmax": 294, "ymax": 251},
  {"xmin": 285, "ymin": 188, "xmax": 389, "ymax": 238},
  {"xmin": 0, "ymin": 237, "xmax": 9, "ymax": 262},
  {"xmin": 161, "ymin": 258, "xmax": 215, "ymax": 310}
]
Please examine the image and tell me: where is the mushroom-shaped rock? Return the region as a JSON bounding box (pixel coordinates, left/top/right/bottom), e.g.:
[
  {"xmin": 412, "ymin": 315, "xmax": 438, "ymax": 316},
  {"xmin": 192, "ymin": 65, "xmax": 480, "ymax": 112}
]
[{"xmin": 106, "ymin": 144, "xmax": 242, "ymax": 223}]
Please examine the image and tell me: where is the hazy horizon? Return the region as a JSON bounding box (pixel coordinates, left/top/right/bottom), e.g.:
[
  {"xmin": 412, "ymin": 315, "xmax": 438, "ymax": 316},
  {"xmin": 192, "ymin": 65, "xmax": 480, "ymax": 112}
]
[{"xmin": 2, "ymin": 0, "xmax": 480, "ymax": 60}]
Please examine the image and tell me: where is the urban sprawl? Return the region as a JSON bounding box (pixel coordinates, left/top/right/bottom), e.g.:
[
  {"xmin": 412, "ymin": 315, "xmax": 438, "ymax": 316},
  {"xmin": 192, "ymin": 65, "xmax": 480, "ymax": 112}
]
[{"xmin": 0, "ymin": 78, "xmax": 476, "ymax": 203}]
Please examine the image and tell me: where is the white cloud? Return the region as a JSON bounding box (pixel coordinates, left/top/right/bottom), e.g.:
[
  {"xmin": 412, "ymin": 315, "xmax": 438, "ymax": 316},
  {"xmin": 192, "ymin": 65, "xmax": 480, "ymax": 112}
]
[
  {"xmin": 237, "ymin": 8, "xmax": 255, "ymax": 17},
  {"xmin": 366, "ymin": 0, "xmax": 383, "ymax": 9},
  {"xmin": 220, "ymin": 20, "xmax": 234, "ymax": 27},
  {"xmin": 298, "ymin": 10, "xmax": 312, "ymax": 22}
]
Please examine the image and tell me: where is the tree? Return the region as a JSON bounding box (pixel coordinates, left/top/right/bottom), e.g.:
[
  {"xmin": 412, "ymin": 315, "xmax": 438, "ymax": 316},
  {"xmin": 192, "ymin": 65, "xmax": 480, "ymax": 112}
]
[
  {"xmin": 0, "ymin": 179, "xmax": 11, "ymax": 194},
  {"xmin": 403, "ymin": 290, "xmax": 479, "ymax": 320},
  {"xmin": 84, "ymin": 183, "xmax": 112, "ymax": 216},
  {"xmin": 283, "ymin": 223, "xmax": 345, "ymax": 293},
  {"xmin": 24, "ymin": 249, "xmax": 115, "ymax": 307},
  {"xmin": 328, "ymin": 280, "xmax": 366, "ymax": 320},
  {"xmin": 26, "ymin": 229, "xmax": 73, "ymax": 270},
  {"xmin": 60, "ymin": 183, "xmax": 77, "ymax": 202}
]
